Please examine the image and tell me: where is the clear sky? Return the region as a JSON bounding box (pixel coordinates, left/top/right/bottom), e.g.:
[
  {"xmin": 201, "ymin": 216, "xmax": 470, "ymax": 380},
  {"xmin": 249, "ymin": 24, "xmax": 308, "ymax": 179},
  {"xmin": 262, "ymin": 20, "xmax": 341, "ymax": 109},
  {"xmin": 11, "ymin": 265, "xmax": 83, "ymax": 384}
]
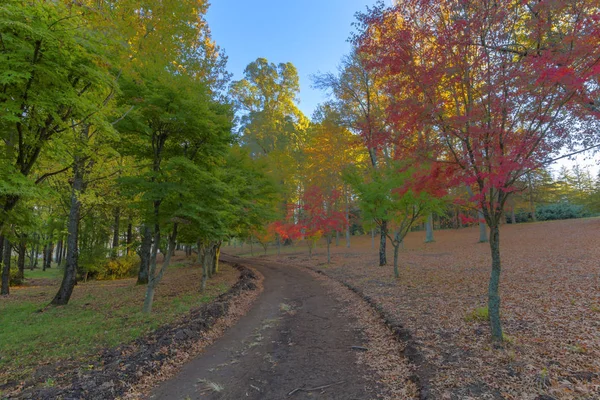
[{"xmin": 205, "ymin": 0, "xmax": 387, "ymax": 119}]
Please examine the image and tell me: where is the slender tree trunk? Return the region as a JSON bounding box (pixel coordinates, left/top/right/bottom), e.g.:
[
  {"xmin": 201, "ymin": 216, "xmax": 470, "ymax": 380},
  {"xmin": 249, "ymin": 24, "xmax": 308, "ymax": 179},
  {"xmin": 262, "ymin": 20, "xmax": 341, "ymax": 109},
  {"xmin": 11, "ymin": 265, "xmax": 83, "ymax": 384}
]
[
  {"xmin": 126, "ymin": 222, "xmax": 133, "ymax": 256},
  {"xmin": 528, "ymin": 172, "xmax": 537, "ymax": 222},
  {"xmin": 55, "ymin": 239, "xmax": 62, "ymax": 264},
  {"xmin": 1, "ymin": 236, "xmax": 10, "ymax": 295},
  {"xmin": 17, "ymin": 235, "xmax": 26, "ymax": 282},
  {"xmin": 60, "ymin": 238, "xmax": 67, "ymax": 267},
  {"xmin": 379, "ymin": 220, "xmax": 387, "ymax": 266},
  {"xmin": 112, "ymin": 207, "xmax": 120, "ymax": 258},
  {"xmin": 478, "ymin": 211, "xmax": 488, "ymax": 242},
  {"xmin": 45, "ymin": 243, "xmax": 53, "ymax": 269},
  {"xmin": 199, "ymin": 241, "xmax": 208, "ymax": 292},
  {"xmin": 51, "ymin": 156, "xmax": 84, "ymax": 306},
  {"xmin": 137, "ymin": 224, "xmax": 152, "ymax": 285},
  {"xmin": 29, "ymin": 240, "xmax": 35, "ymax": 270},
  {"xmin": 42, "ymin": 243, "xmax": 48, "ymax": 271},
  {"xmin": 425, "ymin": 213, "xmax": 434, "ymax": 243},
  {"xmin": 511, "ymin": 208, "xmax": 516, "ymax": 224},
  {"xmin": 335, "ymin": 231, "xmax": 340, "ymax": 247},
  {"xmin": 33, "ymin": 237, "xmax": 40, "ymax": 269},
  {"xmin": 393, "ymin": 243, "xmax": 400, "ymax": 279},
  {"xmin": 488, "ymin": 224, "xmax": 503, "ymax": 342},
  {"xmin": 143, "ymin": 221, "xmax": 178, "ymax": 314}
]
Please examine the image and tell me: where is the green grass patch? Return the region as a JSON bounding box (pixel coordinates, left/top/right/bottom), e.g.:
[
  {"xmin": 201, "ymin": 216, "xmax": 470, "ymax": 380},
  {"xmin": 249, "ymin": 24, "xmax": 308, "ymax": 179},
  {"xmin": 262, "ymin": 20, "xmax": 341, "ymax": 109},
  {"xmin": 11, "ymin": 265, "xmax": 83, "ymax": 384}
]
[
  {"xmin": 24, "ymin": 266, "xmax": 63, "ymax": 280},
  {"xmin": 0, "ymin": 262, "xmax": 234, "ymax": 386}
]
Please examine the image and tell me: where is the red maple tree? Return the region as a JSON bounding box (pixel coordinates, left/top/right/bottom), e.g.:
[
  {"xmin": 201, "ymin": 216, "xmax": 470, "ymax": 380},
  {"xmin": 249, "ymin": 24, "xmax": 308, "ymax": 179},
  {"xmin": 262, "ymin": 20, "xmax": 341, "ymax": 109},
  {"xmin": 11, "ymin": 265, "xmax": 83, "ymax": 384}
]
[
  {"xmin": 300, "ymin": 185, "xmax": 346, "ymax": 263},
  {"xmin": 357, "ymin": 0, "xmax": 600, "ymax": 341}
]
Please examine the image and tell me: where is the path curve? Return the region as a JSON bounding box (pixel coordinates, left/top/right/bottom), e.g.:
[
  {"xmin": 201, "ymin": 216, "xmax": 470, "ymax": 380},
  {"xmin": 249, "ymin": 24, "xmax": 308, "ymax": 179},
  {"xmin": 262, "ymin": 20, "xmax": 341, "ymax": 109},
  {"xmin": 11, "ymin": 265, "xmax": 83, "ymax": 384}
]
[{"xmin": 150, "ymin": 255, "xmax": 379, "ymax": 400}]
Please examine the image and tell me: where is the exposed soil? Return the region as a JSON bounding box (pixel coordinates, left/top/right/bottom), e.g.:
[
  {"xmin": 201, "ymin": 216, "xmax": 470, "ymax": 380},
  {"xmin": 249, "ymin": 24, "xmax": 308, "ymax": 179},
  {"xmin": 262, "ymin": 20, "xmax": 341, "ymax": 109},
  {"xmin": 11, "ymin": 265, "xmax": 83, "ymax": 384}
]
[
  {"xmin": 150, "ymin": 254, "xmax": 413, "ymax": 400},
  {"xmin": 7, "ymin": 264, "xmax": 260, "ymax": 400}
]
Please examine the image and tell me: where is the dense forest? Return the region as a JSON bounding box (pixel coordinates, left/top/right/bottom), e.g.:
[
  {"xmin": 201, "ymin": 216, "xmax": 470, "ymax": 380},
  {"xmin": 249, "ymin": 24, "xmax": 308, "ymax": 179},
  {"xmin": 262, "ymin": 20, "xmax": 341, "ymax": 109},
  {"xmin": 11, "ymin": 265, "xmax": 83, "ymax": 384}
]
[{"xmin": 1, "ymin": 0, "xmax": 599, "ymax": 351}]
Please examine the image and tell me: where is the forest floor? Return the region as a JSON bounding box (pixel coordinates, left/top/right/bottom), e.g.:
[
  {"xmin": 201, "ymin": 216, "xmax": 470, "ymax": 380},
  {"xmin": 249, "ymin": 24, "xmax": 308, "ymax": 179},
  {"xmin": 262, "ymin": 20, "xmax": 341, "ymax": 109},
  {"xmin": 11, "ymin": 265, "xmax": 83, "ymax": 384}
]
[
  {"xmin": 225, "ymin": 217, "xmax": 600, "ymax": 400},
  {"xmin": 0, "ymin": 253, "xmax": 239, "ymax": 393}
]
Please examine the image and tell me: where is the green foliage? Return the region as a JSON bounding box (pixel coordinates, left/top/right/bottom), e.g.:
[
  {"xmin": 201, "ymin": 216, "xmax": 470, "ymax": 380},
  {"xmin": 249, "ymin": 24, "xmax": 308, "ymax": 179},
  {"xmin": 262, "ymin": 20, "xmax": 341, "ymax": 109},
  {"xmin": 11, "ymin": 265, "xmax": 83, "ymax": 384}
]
[
  {"xmin": 9, "ymin": 267, "xmax": 23, "ymax": 286},
  {"xmin": 535, "ymin": 203, "xmax": 590, "ymax": 221}
]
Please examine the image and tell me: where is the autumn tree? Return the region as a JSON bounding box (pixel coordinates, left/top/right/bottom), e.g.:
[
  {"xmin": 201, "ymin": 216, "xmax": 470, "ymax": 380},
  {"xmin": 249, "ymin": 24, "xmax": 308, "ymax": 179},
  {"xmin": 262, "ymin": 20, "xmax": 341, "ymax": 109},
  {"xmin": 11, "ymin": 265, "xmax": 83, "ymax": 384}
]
[
  {"xmin": 313, "ymin": 50, "xmax": 392, "ymax": 265},
  {"xmin": 358, "ymin": 0, "xmax": 600, "ymax": 341}
]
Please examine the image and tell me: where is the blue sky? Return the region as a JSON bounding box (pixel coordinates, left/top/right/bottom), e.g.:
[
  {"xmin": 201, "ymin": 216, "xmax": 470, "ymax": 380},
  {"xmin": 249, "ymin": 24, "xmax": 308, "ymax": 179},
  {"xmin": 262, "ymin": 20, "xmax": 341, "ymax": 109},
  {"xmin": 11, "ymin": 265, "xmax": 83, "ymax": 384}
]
[{"xmin": 206, "ymin": 0, "xmax": 387, "ymax": 119}]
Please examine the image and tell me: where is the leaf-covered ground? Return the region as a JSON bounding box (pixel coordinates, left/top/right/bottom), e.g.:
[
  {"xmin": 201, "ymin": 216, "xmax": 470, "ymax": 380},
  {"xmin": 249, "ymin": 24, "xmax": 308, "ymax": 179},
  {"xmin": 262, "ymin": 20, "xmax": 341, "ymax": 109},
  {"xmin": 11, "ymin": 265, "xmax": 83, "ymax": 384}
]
[
  {"xmin": 0, "ymin": 253, "xmax": 239, "ymax": 390},
  {"xmin": 243, "ymin": 218, "xmax": 600, "ymax": 399}
]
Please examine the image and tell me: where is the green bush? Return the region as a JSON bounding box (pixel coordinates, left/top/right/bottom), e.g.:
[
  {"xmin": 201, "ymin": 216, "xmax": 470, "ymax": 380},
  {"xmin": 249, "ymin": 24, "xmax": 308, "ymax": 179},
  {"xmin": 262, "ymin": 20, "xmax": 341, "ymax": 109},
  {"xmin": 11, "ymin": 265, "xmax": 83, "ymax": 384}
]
[
  {"xmin": 9, "ymin": 268, "xmax": 23, "ymax": 286},
  {"xmin": 535, "ymin": 202, "xmax": 590, "ymax": 221}
]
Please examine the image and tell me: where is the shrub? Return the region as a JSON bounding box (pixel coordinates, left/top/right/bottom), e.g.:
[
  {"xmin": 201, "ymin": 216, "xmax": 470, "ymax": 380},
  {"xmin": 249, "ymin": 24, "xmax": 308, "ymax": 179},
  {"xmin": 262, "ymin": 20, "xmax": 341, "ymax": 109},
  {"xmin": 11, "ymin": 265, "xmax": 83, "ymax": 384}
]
[
  {"xmin": 96, "ymin": 255, "xmax": 140, "ymax": 280},
  {"xmin": 535, "ymin": 202, "xmax": 590, "ymax": 221},
  {"xmin": 9, "ymin": 268, "xmax": 23, "ymax": 286}
]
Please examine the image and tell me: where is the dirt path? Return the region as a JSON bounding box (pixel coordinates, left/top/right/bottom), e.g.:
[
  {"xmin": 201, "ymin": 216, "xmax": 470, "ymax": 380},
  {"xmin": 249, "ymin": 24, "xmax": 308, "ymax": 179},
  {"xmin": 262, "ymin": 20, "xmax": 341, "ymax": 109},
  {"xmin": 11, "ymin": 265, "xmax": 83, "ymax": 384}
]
[{"xmin": 150, "ymin": 255, "xmax": 380, "ymax": 400}]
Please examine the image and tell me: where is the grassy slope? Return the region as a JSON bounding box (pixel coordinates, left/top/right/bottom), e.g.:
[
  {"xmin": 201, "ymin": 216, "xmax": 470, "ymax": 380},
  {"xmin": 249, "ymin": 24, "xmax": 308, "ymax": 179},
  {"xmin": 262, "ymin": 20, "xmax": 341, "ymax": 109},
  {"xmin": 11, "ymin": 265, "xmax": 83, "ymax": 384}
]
[{"xmin": 0, "ymin": 255, "xmax": 238, "ymax": 386}]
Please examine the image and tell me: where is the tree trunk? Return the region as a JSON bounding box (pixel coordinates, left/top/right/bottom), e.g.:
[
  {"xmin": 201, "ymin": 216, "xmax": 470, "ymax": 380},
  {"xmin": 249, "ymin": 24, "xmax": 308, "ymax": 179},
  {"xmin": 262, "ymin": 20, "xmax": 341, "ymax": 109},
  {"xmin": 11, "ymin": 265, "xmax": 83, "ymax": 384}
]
[
  {"xmin": 327, "ymin": 235, "xmax": 331, "ymax": 264},
  {"xmin": 199, "ymin": 240, "xmax": 208, "ymax": 292},
  {"xmin": 528, "ymin": 172, "xmax": 537, "ymax": 222},
  {"xmin": 1, "ymin": 236, "xmax": 10, "ymax": 295},
  {"xmin": 17, "ymin": 235, "xmax": 26, "ymax": 282},
  {"xmin": 45, "ymin": 243, "xmax": 53, "ymax": 269},
  {"xmin": 137, "ymin": 224, "xmax": 152, "ymax": 285},
  {"xmin": 126, "ymin": 222, "xmax": 133, "ymax": 256},
  {"xmin": 510, "ymin": 208, "xmax": 516, "ymax": 224},
  {"xmin": 55, "ymin": 239, "xmax": 62, "ymax": 264},
  {"xmin": 379, "ymin": 220, "xmax": 387, "ymax": 266},
  {"xmin": 51, "ymin": 156, "xmax": 84, "ymax": 306},
  {"xmin": 335, "ymin": 231, "xmax": 339, "ymax": 247},
  {"xmin": 29, "ymin": 239, "xmax": 35, "ymax": 270},
  {"xmin": 143, "ymin": 221, "xmax": 178, "ymax": 314},
  {"xmin": 478, "ymin": 210, "xmax": 488, "ymax": 242},
  {"xmin": 393, "ymin": 243, "xmax": 400, "ymax": 279},
  {"xmin": 425, "ymin": 213, "xmax": 434, "ymax": 243},
  {"xmin": 42, "ymin": 243, "xmax": 48, "ymax": 271},
  {"xmin": 60, "ymin": 238, "xmax": 67, "ymax": 267},
  {"xmin": 112, "ymin": 207, "xmax": 120, "ymax": 258},
  {"xmin": 33, "ymin": 237, "xmax": 40, "ymax": 269},
  {"xmin": 488, "ymin": 224, "xmax": 503, "ymax": 342}
]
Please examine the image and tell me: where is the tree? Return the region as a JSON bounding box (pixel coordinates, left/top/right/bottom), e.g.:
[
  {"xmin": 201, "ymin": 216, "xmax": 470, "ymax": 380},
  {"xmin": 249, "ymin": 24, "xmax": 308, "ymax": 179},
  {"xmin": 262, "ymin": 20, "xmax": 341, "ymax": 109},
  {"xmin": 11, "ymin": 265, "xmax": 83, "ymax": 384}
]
[
  {"xmin": 346, "ymin": 162, "xmax": 442, "ymax": 277},
  {"xmin": 300, "ymin": 186, "xmax": 346, "ymax": 263},
  {"xmin": 0, "ymin": 1, "xmax": 116, "ymax": 233},
  {"xmin": 358, "ymin": 0, "xmax": 600, "ymax": 342},
  {"xmin": 313, "ymin": 50, "xmax": 391, "ymax": 265}
]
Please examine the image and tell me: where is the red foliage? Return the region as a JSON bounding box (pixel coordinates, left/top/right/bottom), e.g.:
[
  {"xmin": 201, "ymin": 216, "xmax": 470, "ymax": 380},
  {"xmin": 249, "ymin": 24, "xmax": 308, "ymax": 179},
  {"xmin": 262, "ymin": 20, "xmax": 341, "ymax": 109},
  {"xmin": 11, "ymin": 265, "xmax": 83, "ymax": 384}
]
[
  {"xmin": 301, "ymin": 186, "xmax": 347, "ymax": 239},
  {"xmin": 357, "ymin": 0, "xmax": 600, "ymax": 224}
]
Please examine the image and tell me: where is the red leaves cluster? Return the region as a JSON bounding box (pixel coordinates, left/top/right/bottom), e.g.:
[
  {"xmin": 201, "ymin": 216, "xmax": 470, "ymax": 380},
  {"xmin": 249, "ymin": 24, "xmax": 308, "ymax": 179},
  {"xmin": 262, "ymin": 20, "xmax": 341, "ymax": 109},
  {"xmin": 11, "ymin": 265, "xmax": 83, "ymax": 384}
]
[
  {"xmin": 356, "ymin": 0, "xmax": 600, "ymax": 218},
  {"xmin": 300, "ymin": 186, "xmax": 346, "ymax": 239}
]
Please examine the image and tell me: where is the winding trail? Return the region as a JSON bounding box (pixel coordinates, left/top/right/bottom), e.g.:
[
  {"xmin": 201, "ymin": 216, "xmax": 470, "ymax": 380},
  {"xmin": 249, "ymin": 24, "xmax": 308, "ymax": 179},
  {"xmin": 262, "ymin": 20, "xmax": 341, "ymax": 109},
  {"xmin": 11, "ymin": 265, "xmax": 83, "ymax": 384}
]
[{"xmin": 150, "ymin": 254, "xmax": 379, "ymax": 400}]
